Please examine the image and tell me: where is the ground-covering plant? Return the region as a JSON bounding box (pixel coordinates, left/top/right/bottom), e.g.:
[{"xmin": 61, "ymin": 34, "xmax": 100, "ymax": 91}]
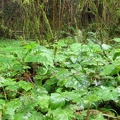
[{"xmin": 0, "ymin": 38, "xmax": 120, "ymax": 120}]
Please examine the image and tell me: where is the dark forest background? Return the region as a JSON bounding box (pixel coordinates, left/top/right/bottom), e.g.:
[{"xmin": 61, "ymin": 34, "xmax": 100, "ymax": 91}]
[{"xmin": 0, "ymin": 0, "xmax": 120, "ymax": 43}]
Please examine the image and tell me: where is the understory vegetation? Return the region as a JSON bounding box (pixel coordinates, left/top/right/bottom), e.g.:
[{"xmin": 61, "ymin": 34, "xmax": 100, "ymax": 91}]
[
  {"xmin": 0, "ymin": 37, "xmax": 120, "ymax": 120},
  {"xmin": 0, "ymin": 0, "xmax": 120, "ymax": 120}
]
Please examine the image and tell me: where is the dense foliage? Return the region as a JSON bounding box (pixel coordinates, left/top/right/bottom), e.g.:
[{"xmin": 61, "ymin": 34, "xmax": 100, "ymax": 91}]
[
  {"xmin": 0, "ymin": 0, "xmax": 120, "ymax": 120},
  {"xmin": 0, "ymin": 37, "xmax": 120, "ymax": 120}
]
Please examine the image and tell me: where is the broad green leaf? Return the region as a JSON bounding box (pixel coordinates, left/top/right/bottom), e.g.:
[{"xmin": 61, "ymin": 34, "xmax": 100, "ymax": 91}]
[
  {"xmin": 84, "ymin": 93, "xmax": 100, "ymax": 103},
  {"xmin": 54, "ymin": 54, "xmax": 67, "ymax": 62},
  {"xmin": 48, "ymin": 108, "xmax": 72, "ymax": 120},
  {"xmin": 89, "ymin": 43, "xmax": 102, "ymax": 53},
  {"xmin": 4, "ymin": 108, "xmax": 15, "ymax": 119},
  {"xmin": 101, "ymin": 44, "xmax": 111, "ymax": 50},
  {"xmin": 25, "ymin": 53, "xmax": 47, "ymax": 63},
  {"xmin": 81, "ymin": 44, "xmax": 90, "ymax": 52},
  {"xmin": 24, "ymin": 44, "xmax": 32, "ymax": 51},
  {"xmin": 13, "ymin": 63, "xmax": 23, "ymax": 72},
  {"xmin": 49, "ymin": 93, "xmax": 65, "ymax": 109},
  {"xmin": 28, "ymin": 111, "xmax": 44, "ymax": 120},
  {"xmin": 65, "ymin": 76, "xmax": 89, "ymax": 89},
  {"xmin": 0, "ymin": 99, "xmax": 5, "ymax": 109},
  {"xmin": 36, "ymin": 66, "xmax": 48, "ymax": 75},
  {"xmin": 53, "ymin": 108, "xmax": 69, "ymax": 120},
  {"xmin": 57, "ymin": 78, "xmax": 68, "ymax": 86},
  {"xmin": 36, "ymin": 86, "xmax": 48, "ymax": 95},
  {"xmin": 98, "ymin": 86, "xmax": 119, "ymax": 101},
  {"xmin": 62, "ymin": 91, "xmax": 82, "ymax": 103},
  {"xmin": 5, "ymin": 84, "xmax": 20, "ymax": 91},
  {"xmin": 100, "ymin": 64, "xmax": 117, "ymax": 76},
  {"xmin": 0, "ymin": 76, "xmax": 7, "ymax": 87},
  {"xmin": 86, "ymin": 86, "xmax": 120, "ymax": 103},
  {"xmin": 65, "ymin": 76, "xmax": 81, "ymax": 89},
  {"xmin": 88, "ymin": 111, "xmax": 105, "ymax": 120},
  {"xmin": 37, "ymin": 95, "xmax": 49, "ymax": 112},
  {"xmin": 25, "ymin": 52, "xmax": 54, "ymax": 67},
  {"xmin": 55, "ymin": 68, "xmax": 71, "ymax": 80},
  {"xmin": 70, "ymin": 56, "xmax": 77, "ymax": 63},
  {"xmin": 0, "ymin": 78, "xmax": 16, "ymax": 87},
  {"xmin": 113, "ymin": 51, "xmax": 120, "ymax": 60},
  {"xmin": 45, "ymin": 77, "xmax": 58, "ymax": 86},
  {"xmin": 5, "ymin": 99, "xmax": 22, "ymax": 111},
  {"xmin": 19, "ymin": 81, "xmax": 33, "ymax": 91},
  {"xmin": 69, "ymin": 43, "xmax": 82, "ymax": 53},
  {"xmin": 113, "ymin": 38, "xmax": 120, "ymax": 42},
  {"xmin": 57, "ymin": 40, "xmax": 67, "ymax": 47},
  {"xmin": 14, "ymin": 112, "xmax": 44, "ymax": 120},
  {"xmin": 4, "ymin": 99, "xmax": 22, "ymax": 119},
  {"xmin": 0, "ymin": 57, "xmax": 13, "ymax": 63}
]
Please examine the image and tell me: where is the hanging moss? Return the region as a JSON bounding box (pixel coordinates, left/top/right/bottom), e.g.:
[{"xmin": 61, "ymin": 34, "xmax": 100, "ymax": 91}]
[{"xmin": 1, "ymin": 0, "xmax": 120, "ymax": 41}]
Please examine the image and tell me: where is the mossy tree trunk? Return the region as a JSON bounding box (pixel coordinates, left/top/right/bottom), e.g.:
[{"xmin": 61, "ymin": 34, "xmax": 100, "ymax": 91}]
[{"xmin": 1, "ymin": 0, "xmax": 120, "ymax": 42}]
